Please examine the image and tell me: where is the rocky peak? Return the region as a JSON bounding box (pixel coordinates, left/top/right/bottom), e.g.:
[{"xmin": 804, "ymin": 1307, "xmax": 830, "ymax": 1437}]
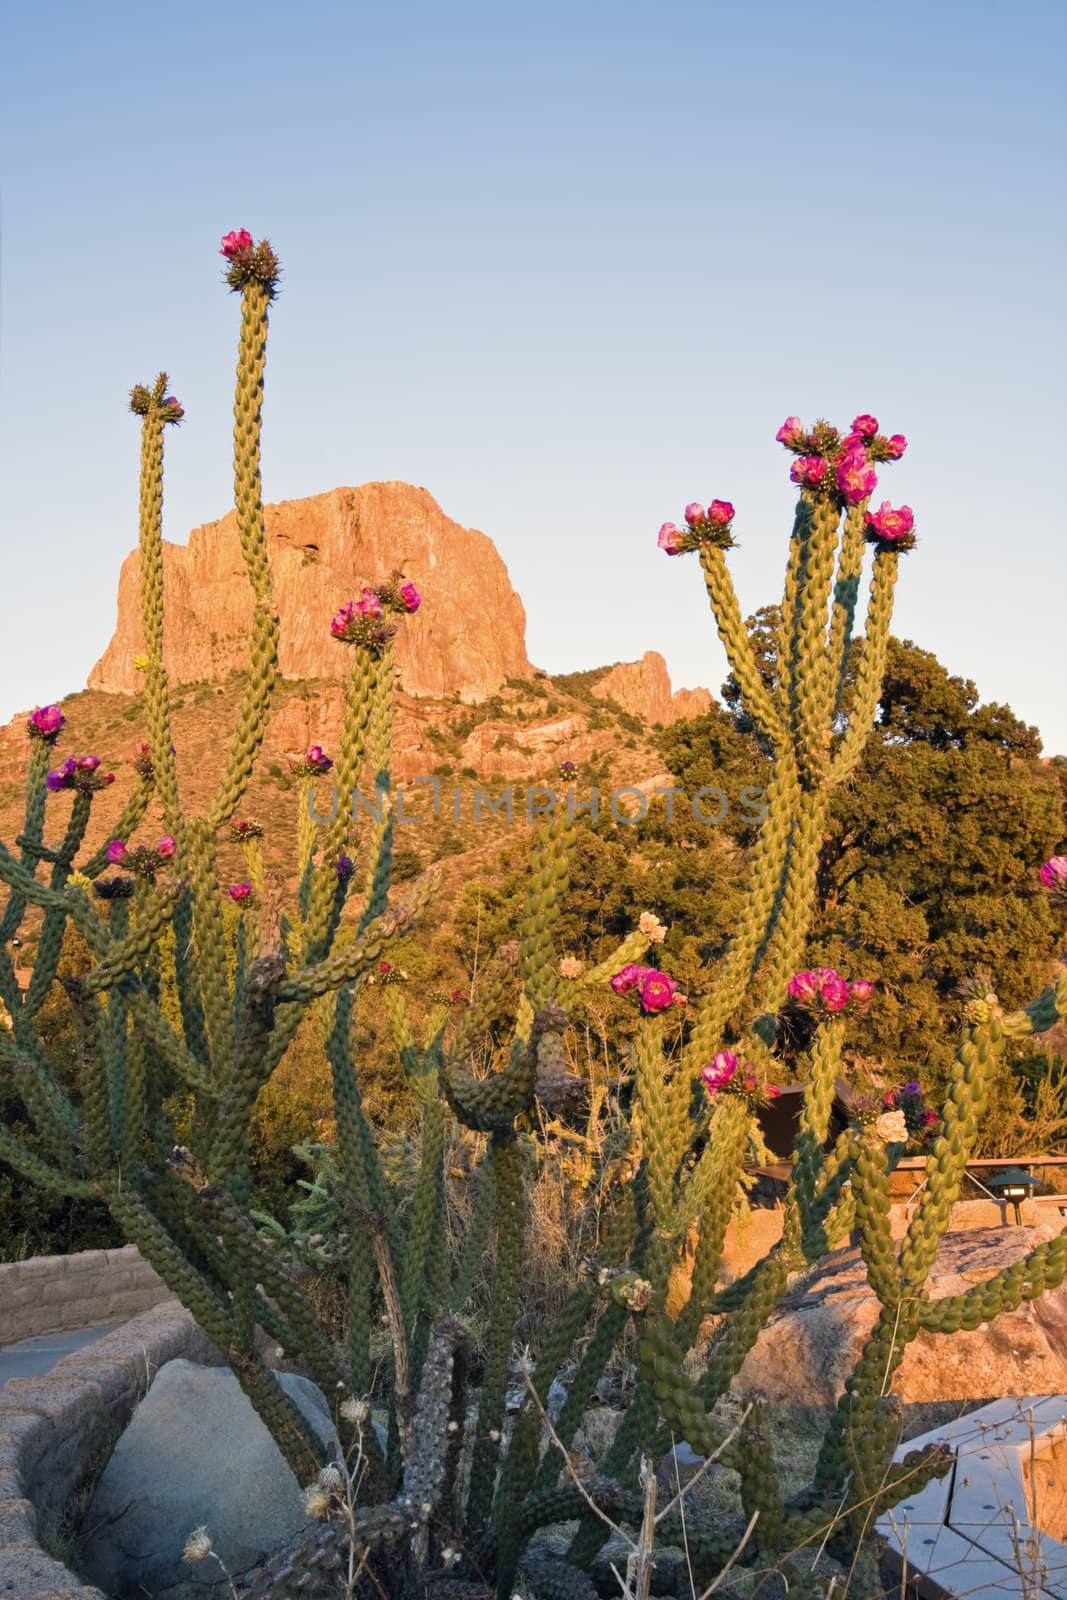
[
  {"xmin": 89, "ymin": 483, "xmax": 533, "ymax": 703},
  {"xmin": 590, "ymin": 651, "xmax": 712, "ymax": 727}
]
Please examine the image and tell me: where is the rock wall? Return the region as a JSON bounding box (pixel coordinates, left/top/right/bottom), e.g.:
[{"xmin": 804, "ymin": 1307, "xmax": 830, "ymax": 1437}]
[
  {"xmin": 89, "ymin": 482, "xmax": 534, "ymax": 704},
  {"xmin": 0, "ymin": 1247, "xmax": 170, "ymax": 1346},
  {"xmin": 0, "ymin": 1302, "xmax": 221, "ymax": 1600}
]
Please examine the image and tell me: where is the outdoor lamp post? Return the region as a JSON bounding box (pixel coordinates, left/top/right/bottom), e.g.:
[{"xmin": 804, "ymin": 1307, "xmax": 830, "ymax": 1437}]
[{"xmin": 987, "ymin": 1168, "xmax": 1037, "ymax": 1226}]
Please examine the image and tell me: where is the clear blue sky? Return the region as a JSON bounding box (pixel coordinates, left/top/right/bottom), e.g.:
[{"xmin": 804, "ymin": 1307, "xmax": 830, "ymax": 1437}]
[{"xmin": 2, "ymin": 0, "xmax": 1065, "ymax": 752}]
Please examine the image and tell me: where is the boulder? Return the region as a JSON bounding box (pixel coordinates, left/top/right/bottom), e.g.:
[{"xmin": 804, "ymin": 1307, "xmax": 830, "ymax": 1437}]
[
  {"xmin": 732, "ymin": 1224, "xmax": 1067, "ymax": 1434},
  {"xmin": 81, "ymin": 1360, "xmax": 336, "ymax": 1599}
]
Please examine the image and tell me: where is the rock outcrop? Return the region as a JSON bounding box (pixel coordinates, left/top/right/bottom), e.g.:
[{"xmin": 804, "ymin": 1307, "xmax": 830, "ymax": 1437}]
[
  {"xmin": 733, "ymin": 1225, "xmax": 1067, "ymax": 1420},
  {"xmin": 89, "ymin": 483, "xmax": 533, "ymax": 704},
  {"xmin": 591, "ymin": 652, "xmax": 712, "ymax": 727}
]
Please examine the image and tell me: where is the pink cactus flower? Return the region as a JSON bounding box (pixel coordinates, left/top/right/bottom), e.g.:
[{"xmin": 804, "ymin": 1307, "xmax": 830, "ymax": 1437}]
[
  {"xmin": 1039, "ymin": 856, "xmax": 1067, "ymax": 889},
  {"xmin": 848, "ymin": 978, "xmax": 874, "ymax": 1005},
  {"xmin": 865, "ymin": 502, "xmax": 915, "ymax": 544},
  {"xmin": 884, "ymin": 434, "xmax": 907, "ymax": 459},
  {"xmin": 790, "ymin": 456, "xmax": 827, "ymax": 488},
  {"xmin": 637, "ymin": 969, "xmax": 684, "ymax": 1013},
  {"xmin": 836, "ymin": 443, "xmax": 878, "ymax": 506},
  {"xmin": 220, "ymin": 229, "xmax": 253, "ymax": 258},
  {"xmin": 331, "ymin": 602, "xmax": 355, "ymax": 638},
  {"xmin": 399, "ymin": 581, "xmax": 421, "ymax": 613},
  {"xmin": 765, "ymin": 1084, "xmax": 782, "ymax": 1099},
  {"xmin": 707, "ymin": 499, "xmax": 735, "ymax": 527},
  {"xmin": 820, "ymin": 973, "xmax": 851, "ymax": 1012},
  {"xmin": 850, "ymin": 414, "xmax": 879, "ymax": 438},
  {"xmin": 775, "ymin": 416, "xmax": 806, "ymax": 448},
  {"xmin": 700, "ymin": 1051, "xmax": 740, "ymax": 1097},
  {"xmin": 228, "ymin": 883, "xmax": 253, "ymax": 903},
  {"xmin": 355, "ymin": 587, "xmax": 382, "ymax": 618},
  {"xmin": 379, "ymin": 960, "xmax": 392, "ymax": 974},
  {"xmin": 28, "ymin": 705, "xmax": 65, "ymax": 742},
  {"xmin": 684, "ymin": 502, "xmax": 706, "ymax": 527},
  {"xmin": 158, "ymin": 836, "xmax": 176, "ymax": 858},
  {"xmin": 657, "ymin": 521, "xmax": 686, "ymax": 555},
  {"xmin": 787, "ymin": 970, "xmax": 820, "ymax": 1004},
  {"xmin": 610, "ymin": 963, "xmax": 648, "ymax": 995},
  {"xmin": 107, "ymin": 839, "xmax": 128, "ymax": 864},
  {"xmin": 923, "ymin": 1109, "xmax": 938, "ymax": 1128}
]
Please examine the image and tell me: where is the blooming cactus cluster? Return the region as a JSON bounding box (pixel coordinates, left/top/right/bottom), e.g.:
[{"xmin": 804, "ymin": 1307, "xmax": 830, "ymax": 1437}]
[
  {"xmin": 787, "ymin": 967, "xmax": 873, "ymax": 1013},
  {"xmin": 331, "ymin": 574, "xmax": 420, "ymax": 655},
  {"xmin": 106, "ymin": 836, "xmax": 175, "ymax": 879},
  {"xmin": 288, "ymin": 745, "xmax": 333, "ymax": 778},
  {"xmin": 27, "ymin": 706, "xmax": 65, "ymax": 744},
  {"xmin": 865, "ymin": 501, "xmax": 916, "ymax": 551},
  {"xmin": 700, "ymin": 1049, "xmax": 782, "ymax": 1102},
  {"xmin": 610, "ymin": 963, "xmax": 687, "ymax": 1013},
  {"xmin": 218, "ymin": 228, "xmax": 281, "ymax": 298},
  {"xmin": 883, "ymin": 1080, "xmax": 939, "ymax": 1138},
  {"xmin": 776, "ymin": 413, "xmax": 906, "ymax": 507},
  {"xmin": 228, "ymin": 818, "xmax": 264, "ymax": 843},
  {"xmin": 45, "ymin": 755, "xmax": 114, "ymax": 794},
  {"xmin": 658, "ymin": 498, "xmax": 735, "ymax": 557}
]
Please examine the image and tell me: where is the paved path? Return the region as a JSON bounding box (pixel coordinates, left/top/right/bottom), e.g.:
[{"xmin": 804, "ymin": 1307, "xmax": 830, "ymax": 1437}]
[{"xmin": 0, "ymin": 1324, "xmax": 115, "ymax": 1385}]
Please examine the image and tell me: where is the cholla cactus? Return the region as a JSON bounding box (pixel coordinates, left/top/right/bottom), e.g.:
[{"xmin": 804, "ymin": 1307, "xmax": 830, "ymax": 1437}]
[{"xmin": 2, "ymin": 244, "xmax": 1065, "ymax": 1600}]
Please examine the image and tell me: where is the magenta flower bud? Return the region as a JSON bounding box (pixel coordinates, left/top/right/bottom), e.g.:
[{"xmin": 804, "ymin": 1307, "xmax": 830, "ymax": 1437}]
[
  {"xmin": 77, "ymin": 754, "xmax": 100, "ymax": 771},
  {"xmin": 219, "ymin": 228, "xmax": 253, "ymax": 258},
  {"xmin": 790, "ymin": 456, "xmax": 827, "ymax": 488},
  {"xmin": 820, "ymin": 973, "xmax": 851, "ymax": 1012},
  {"xmin": 336, "ymin": 854, "xmax": 355, "ymax": 883},
  {"xmin": 684, "ymin": 502, "xmax": 706, "ymax": 527},
  {"xmin": 787, "ymin": 970, "xmax": 820, "ymax": 1004},
  {"xmin": 637, "ymin": 969, "xmax": 684, "ymax": 1013},
  {"xmin": 158, "ymin": 836, "xmax": 176, "ymax": 858},
  {"xmin": 107, "ymin": 839, "xmax": 128, "ymax": 864},
  {"xmin": 1039, "ymin": 855, "xmax": 1067, "ymax": 889},
  {"xmin": 657, "ymin": 521, "xmax": 686, "ymax": 555},
  {"xmin": 850, "ymin": 414, "xmax": 879, "ymax": 438},
  {"xmin": 706, "ymin": 499, "xmax": 735, "ymax": 527},
  {"xmin": 884, "ymin": 434, "xmax": 907, "ymax": 459},
  {"xmin": 399, "ymin": 581, "xmax": 421, "ymax": 613},
  {"xmin": 775, "ymin": 416, "xmax": 806, "ymax": 449},
  {"xmin": 228, "ymin": 883, "xmax": 253, "ymax": 903},
  {"xmin": 836, "ymin": 444, "xmax": 878, "ymax": 506},
  {"xmin": 28, "ymin": 705, "xmax": 65, "ymax": 743},
  {"xmin": 848, "ymin": 978, "xmax": 874, "ymax": 1005},
  {"xmin": 700, "ymin": 1050, "xmax": 740, "ymax": 1097}
]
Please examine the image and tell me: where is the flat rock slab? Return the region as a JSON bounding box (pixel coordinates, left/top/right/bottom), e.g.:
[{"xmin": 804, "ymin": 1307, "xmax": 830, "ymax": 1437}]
[{"xmin": 81, "ymin": 1360, "xmax": 336, "ymax": 1600}]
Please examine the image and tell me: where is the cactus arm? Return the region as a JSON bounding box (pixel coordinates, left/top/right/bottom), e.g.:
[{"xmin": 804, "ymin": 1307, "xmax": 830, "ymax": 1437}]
[
  {"xmin": 830, "ymin": 546, "xmax": 899, "ymax": 783},
  {"xmin": 207, "ymin": 277, "xmax": 281, "ymax": 833},
  {"xmin": 700, "ymin": 544, "xmax": 784, "ymax": 746},
  {"xmin": 466, "ymin": 1132, "xmax": 526, "ymax": 1524}
]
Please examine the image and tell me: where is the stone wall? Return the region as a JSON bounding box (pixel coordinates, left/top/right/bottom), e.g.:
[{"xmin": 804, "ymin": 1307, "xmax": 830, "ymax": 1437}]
[
  {"xmin": 0, "ymin": 1300, "xmax": 221, "ymax": 1599},
  {"xmin": 0, "ymin": 1247, "xmax": 171, "ymax": 1346}
]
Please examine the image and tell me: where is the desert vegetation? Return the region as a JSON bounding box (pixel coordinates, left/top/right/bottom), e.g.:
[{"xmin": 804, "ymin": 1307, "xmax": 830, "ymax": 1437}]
[{"xmin": 1, "ymin": 232, "xmax": 1066, "ymax": 1600}]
